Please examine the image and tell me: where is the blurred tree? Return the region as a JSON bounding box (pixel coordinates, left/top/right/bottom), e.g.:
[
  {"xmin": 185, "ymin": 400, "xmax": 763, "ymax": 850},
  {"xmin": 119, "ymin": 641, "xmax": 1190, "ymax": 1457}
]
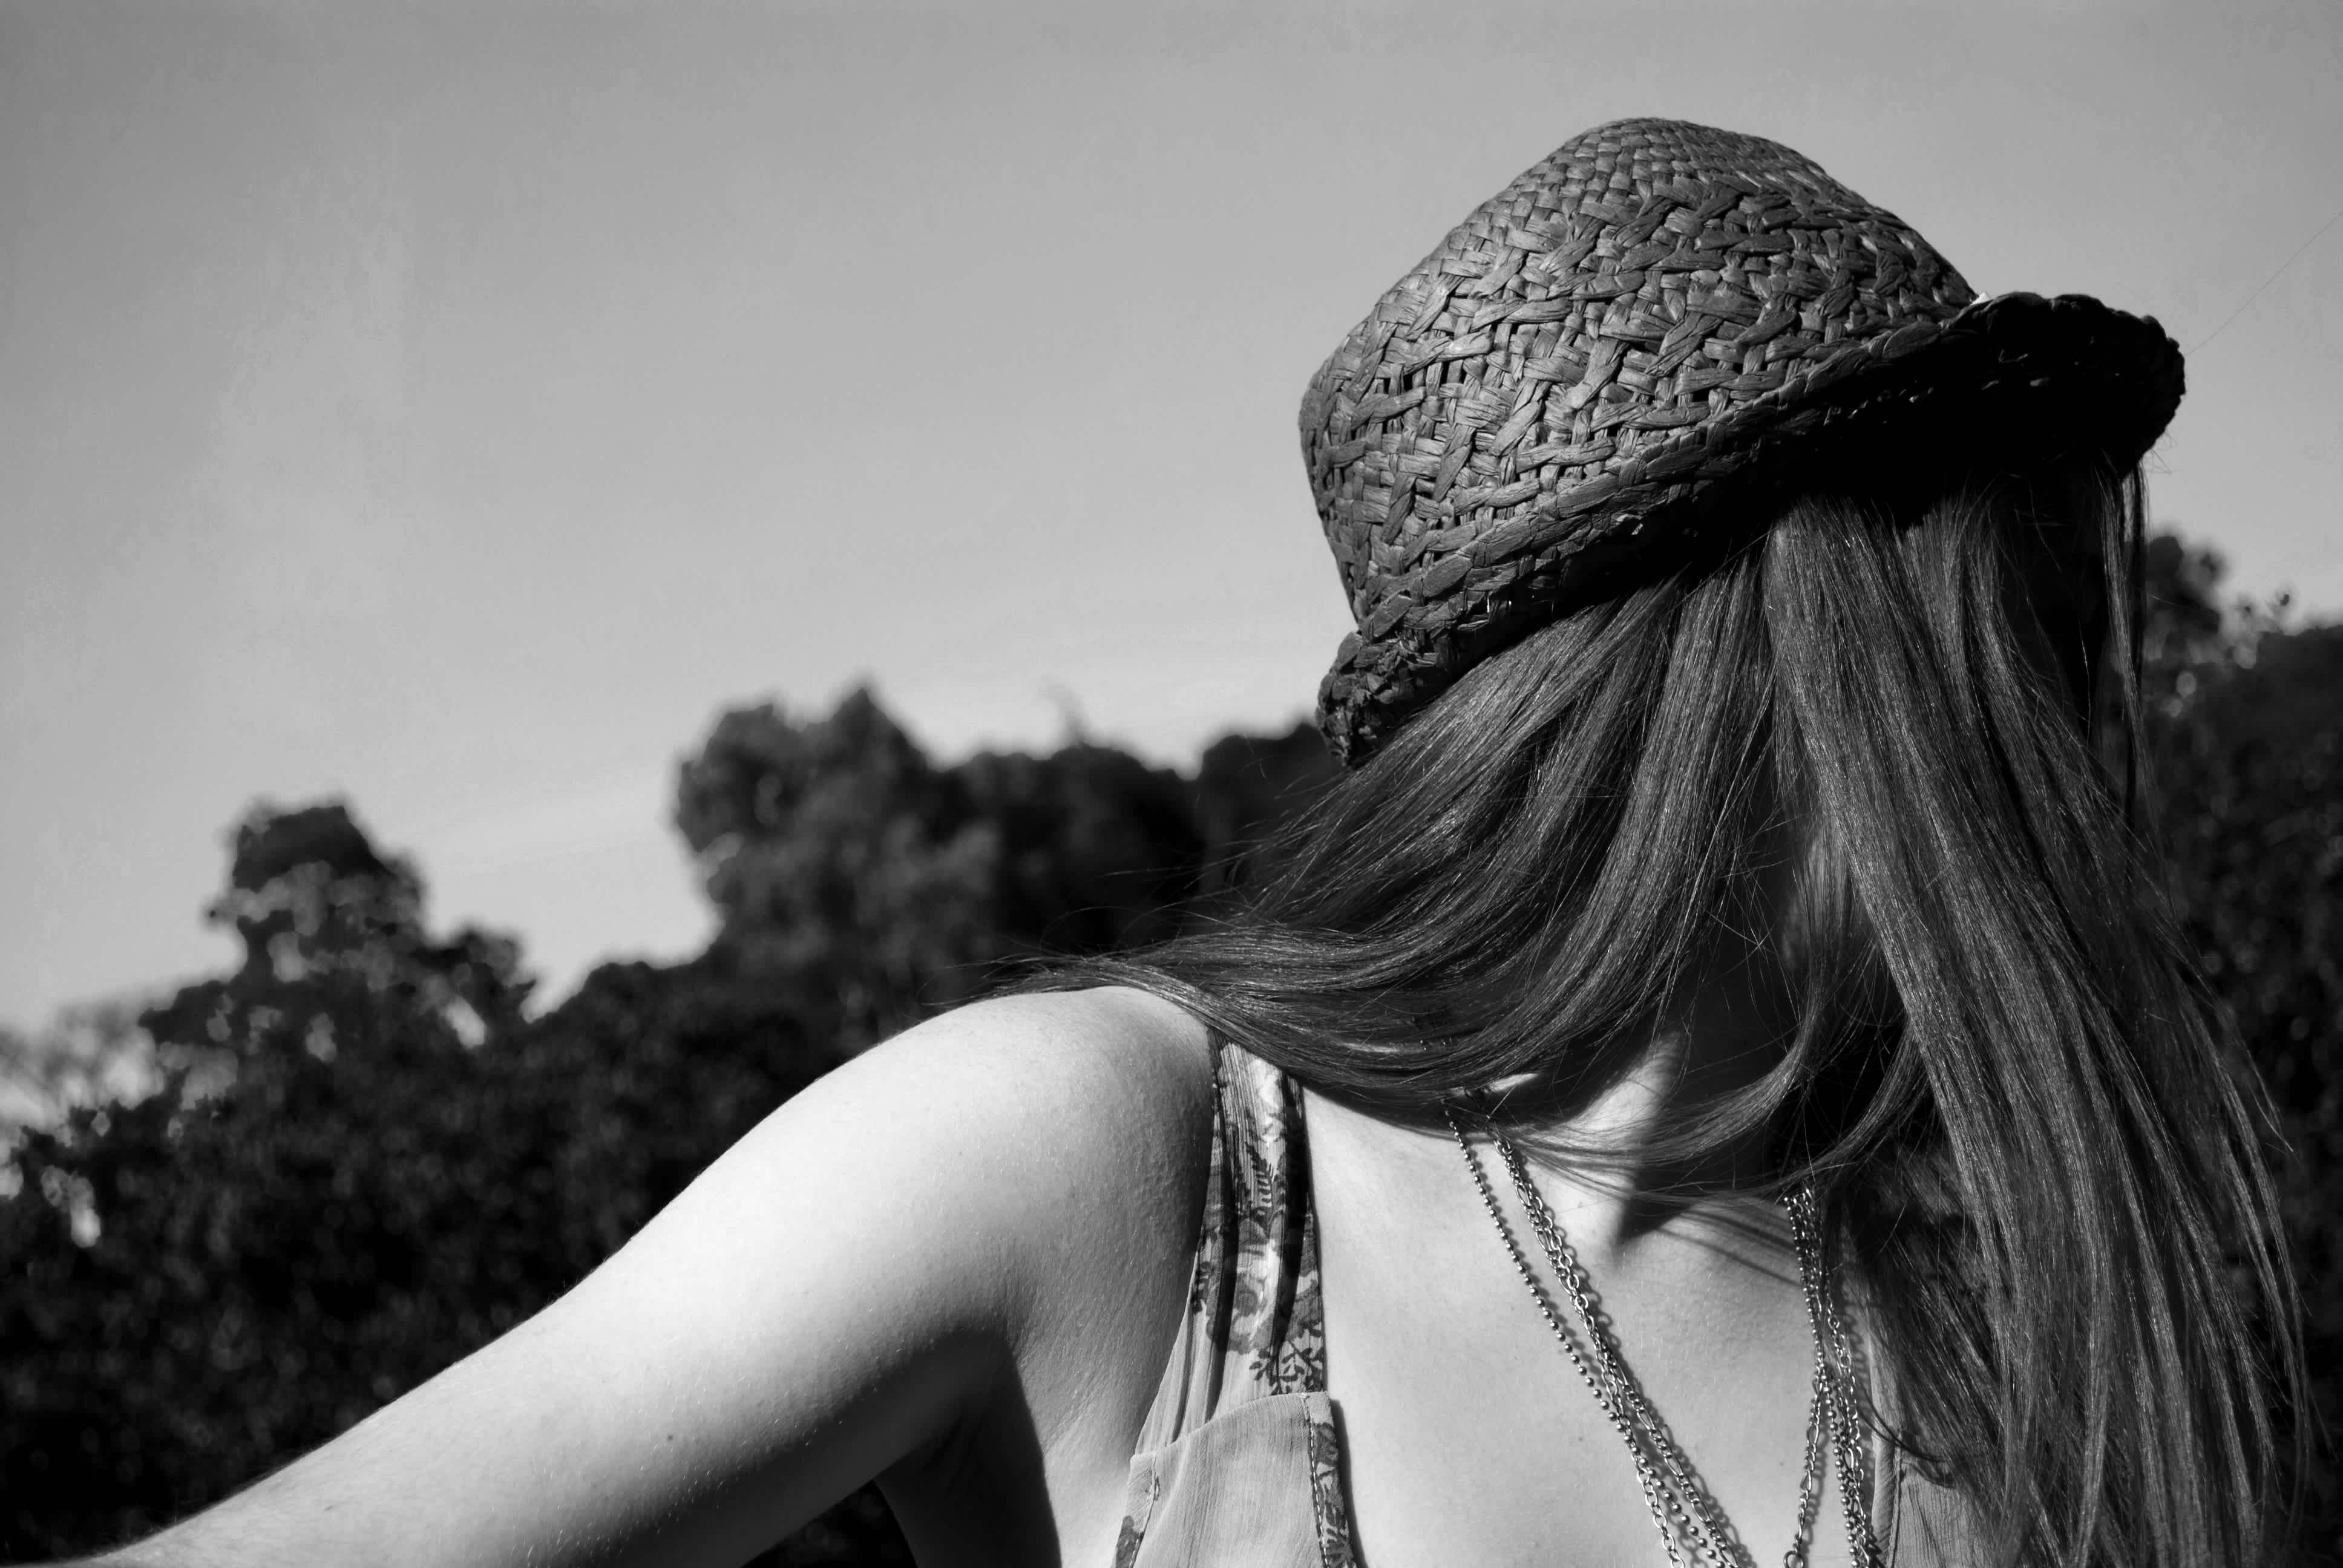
[
  {"xmin": 2140, "ymin": 541, "xmax": 2342, "ymax": 1563},
  {"xmin": 1188, "ymin": 722, "xmax": 1342, "ymax": 904},
  {"xmin": 1, "ymin": 802, "xmax": 550, "ymax": 1554},
  {"xmin": 675, "ymin": 688, "xmax": 1000, "ymax": 1044},
  {"xmin": 0, "ymin": 999, "xmax": 166, "ymax": 1155},
  {"xmin": 674, "ymin": 687, "xmax": 1218, "ymax": 1039},
  {"xmin": 956, "ymin": 740, "xmax": 1202, "ymax": 955},
  {"xmin": 2140, "ymin": 531, "xmax": 2232, "ymax": 705}
]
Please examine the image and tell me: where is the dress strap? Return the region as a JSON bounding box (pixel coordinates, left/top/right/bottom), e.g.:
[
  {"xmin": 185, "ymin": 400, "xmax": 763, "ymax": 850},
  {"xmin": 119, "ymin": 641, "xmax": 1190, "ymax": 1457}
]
[
  {"xmin": 1121, "ymin": 1036, "xmax": 1352, "ymax": 1567},
  {"xmin": 1132, "ymin": 1034, "xmax": 1329, "ymax": 1442}
]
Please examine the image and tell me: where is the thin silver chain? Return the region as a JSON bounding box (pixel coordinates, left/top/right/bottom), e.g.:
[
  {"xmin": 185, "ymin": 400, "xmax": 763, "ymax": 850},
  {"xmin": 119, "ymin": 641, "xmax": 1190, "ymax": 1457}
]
[
  {"xmin": 1486, "ymin": 1128, "xmax": 1819, "ymax": 1567},
  {"xmin": 1445, "ymin": 1105, "xmax": 1882, "ymax": 1568},
  {"xmin": 1786, "ymin": 1186, "xmax": 1885, "ymax": 1568},
  {"xmin": 1446, "ymin": 1106, "xmax": 1731, "ymax": 1567}
]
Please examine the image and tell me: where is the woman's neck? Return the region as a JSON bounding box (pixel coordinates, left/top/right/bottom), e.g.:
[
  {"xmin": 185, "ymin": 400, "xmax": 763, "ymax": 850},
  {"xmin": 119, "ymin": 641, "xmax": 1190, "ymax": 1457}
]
[{"xmin": 1499, "ymin": 950, "xmax": 1798, "ymax": 1259}]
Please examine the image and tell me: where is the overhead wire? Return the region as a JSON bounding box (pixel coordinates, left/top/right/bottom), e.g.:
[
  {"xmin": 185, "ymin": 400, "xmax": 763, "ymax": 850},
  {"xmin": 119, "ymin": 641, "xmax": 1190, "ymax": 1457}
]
[{"xmin": 2189, "ymin": 199, "xmax": 2343, "ymax": 354}]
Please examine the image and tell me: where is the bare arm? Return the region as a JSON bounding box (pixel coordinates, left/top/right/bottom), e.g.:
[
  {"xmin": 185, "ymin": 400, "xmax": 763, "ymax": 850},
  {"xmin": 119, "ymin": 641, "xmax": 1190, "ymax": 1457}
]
[{"xmin": 67, "ymin": 987, "xmax": 1212, "ymax": 1568}]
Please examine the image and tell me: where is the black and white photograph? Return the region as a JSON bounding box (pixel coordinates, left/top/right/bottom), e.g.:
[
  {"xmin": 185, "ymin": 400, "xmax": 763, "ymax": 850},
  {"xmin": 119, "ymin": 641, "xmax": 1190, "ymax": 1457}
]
[{"xmin": 4, "ymin": 4, "xmax": 2340, "ymax": 1564}]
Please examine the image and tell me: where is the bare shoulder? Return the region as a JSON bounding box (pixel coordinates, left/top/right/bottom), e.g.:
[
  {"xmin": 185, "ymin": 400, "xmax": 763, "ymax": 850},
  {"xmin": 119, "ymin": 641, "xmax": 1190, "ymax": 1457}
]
[
  {"xmin": 841, "ymin": 983, "xmax": 1217, "ymax": 1164},
  {"xmin": 713, "ymin": 981, "xmax": 1216, "ymax": 1207},
  {"xmin": 813, "ymin": 982, "xmax": 1219, "ymax": 1331},
  {"xmin": 890, "ymin": 981, "xmax": 1213, "ymax": 1083},
  {"xmin": 665, "ymin": 980, "xmax": 1220, "ymax": 1358}
]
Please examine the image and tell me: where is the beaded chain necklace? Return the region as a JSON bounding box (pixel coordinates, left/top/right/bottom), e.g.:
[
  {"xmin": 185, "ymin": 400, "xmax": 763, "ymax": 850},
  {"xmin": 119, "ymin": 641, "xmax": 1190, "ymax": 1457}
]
[{"xmin": 1443, "ymin": 1106, "xmax": 1886, "ymax": 1568}]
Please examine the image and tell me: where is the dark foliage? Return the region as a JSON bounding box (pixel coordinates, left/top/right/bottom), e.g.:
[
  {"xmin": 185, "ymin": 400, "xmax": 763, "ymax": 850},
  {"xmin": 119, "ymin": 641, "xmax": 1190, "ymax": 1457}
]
[
  {"xmin": 1188, "ymin": 724, "xmax": 1345, "ymax": 904},
  {"xmin": 672, "ymin": 688, "xmax": 1224, "ymax": 1042},
  {"xmin": 2, "ymin": 541, "xmax": 2337, "ymax": 1562},
  {"xmin": 2138, "ymin": 541, "xmax": 2343, "ymax": 1563},
  {"xmin": 0, "ymin": 711, "xmax": 1331, "ymax": 1563},
  {"xmin": 4, "ymin": 803, "xmax": 555, "ymax": 1553}
]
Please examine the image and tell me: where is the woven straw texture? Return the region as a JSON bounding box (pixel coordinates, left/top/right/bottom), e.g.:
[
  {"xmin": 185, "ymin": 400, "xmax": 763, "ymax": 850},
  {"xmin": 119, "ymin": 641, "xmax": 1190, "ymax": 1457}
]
[{"xmin": 1305, "ymin": 118, "xmax": 2183, "ymax": 765}]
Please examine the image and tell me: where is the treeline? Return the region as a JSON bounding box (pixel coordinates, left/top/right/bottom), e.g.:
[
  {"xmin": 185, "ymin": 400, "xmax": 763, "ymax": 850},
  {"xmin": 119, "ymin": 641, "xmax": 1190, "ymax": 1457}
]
[
  {"xmin": 3, "ymin": 537, "xmax": 2340, "ymax": 1563},
  {"xmin": 0, "ymin": 698, "xmax": 1336, "ymax": 1564}
]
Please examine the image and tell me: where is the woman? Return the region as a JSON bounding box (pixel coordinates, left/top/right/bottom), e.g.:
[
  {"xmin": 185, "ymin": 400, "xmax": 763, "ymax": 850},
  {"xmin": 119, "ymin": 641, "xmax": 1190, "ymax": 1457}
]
[{"xmin": 67, "ymin": 119, "xmax": 2296, "ymax": 1568}]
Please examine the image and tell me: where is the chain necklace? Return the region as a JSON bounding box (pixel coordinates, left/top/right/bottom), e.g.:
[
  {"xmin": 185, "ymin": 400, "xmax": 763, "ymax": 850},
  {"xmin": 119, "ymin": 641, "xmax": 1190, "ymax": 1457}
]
[
  {"xmin": 1785, "ymin": 1185, "xmax": 1882, "ymax": 1567},
  {"xmin": 1443, "ymin": 1106, "xmax": 1885, "ymax": 1568}
]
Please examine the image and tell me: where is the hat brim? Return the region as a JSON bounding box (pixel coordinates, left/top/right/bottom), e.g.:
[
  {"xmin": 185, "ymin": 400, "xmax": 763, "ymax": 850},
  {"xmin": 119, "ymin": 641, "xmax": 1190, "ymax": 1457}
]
[{"xmin": 1317, "ymin": 291, "xmax": 2182, "ymax": 765}]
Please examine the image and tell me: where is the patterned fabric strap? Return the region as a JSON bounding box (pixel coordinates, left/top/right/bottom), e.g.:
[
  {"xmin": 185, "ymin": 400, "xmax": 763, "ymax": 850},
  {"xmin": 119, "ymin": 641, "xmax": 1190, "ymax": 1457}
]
[
  {"xmin": 1205, "ymin": 1041, "xmax": 1328, "ymax": 1399},
  {"xmin": 1116, "ymin": 1039, "xmax": 1355, "ymax": 1567}
]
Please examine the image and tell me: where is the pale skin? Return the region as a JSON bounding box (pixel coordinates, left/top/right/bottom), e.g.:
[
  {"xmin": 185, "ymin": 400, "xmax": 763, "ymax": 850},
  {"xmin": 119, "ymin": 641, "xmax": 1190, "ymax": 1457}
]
[{"xmin": 55, "ymin": 973, "xmax": 1865, "ymax": 1568}]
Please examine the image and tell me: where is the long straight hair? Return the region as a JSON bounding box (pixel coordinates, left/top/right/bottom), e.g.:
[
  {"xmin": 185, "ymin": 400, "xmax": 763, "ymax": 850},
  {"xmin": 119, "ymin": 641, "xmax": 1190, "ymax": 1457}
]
[{"xmin": 1047, "ymin": 456, "xmax": 2300, "ymax": 1566}]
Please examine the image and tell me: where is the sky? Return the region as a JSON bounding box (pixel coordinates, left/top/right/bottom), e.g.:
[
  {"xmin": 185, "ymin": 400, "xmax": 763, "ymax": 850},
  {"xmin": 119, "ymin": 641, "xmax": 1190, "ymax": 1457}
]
[{"xmin": 4, "ymin": 0, "xmax": 2339, "ymax": 1030}]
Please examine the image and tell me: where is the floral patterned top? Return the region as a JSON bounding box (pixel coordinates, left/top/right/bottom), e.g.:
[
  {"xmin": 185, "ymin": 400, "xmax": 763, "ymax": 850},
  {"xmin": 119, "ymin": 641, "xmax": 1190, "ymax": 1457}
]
[
  {"xmin": 1112, "ymin": 1037, "xmax": 1977, "ymax": 1567},
  {"xmin": 1114, "ymin": 1039, "xmax": 1352, "ymax": 1568}
]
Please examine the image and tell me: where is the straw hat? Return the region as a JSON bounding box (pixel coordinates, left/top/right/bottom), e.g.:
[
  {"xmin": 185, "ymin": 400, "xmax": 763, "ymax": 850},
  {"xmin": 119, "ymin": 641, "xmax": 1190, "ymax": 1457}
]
[{"xmin": 1305, "ymin": 118, "xmax": 2183, "ymax": 765}]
